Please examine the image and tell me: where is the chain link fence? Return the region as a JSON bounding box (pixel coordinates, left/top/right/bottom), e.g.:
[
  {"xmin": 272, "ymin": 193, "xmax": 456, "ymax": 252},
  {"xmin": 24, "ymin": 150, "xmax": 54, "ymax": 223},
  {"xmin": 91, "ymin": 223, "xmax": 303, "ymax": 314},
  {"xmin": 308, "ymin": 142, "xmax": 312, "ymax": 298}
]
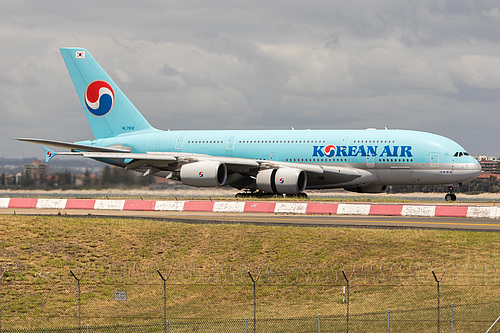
[{"xmin": 1, "ymin": 263, "xmax": 499, "ymax": 332}]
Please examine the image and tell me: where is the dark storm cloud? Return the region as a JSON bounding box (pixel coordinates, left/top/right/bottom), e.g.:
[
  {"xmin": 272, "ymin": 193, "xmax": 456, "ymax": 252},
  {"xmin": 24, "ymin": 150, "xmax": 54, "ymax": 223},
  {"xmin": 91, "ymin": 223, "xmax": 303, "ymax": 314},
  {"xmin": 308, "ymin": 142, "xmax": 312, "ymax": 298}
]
[{"xmin": 1, "ymin": 0, "xmax": 499, "ymax": 158}]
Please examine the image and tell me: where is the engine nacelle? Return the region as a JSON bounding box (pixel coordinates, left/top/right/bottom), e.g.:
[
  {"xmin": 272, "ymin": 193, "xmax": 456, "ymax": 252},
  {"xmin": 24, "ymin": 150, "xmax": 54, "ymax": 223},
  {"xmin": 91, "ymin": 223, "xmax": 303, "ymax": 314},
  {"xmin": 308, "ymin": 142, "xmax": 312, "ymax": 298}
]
[
  {"xmin": 345, "ymin": 185, "xmax": 389, "ymax": 193},
  {"xmin": 180, "ymin": 161, "xmax": 227, "ymax": 187},
  {"xmin": 256, "ymin": 168, "xmax": 307, "ymax": 194}
]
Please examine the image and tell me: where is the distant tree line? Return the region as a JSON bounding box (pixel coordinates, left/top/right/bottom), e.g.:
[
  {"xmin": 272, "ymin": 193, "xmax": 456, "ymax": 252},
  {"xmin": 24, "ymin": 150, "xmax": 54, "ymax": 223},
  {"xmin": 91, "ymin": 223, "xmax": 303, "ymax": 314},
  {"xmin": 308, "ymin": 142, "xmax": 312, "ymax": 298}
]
[
  {"xmin": 392, "ymin": 176, "xmax": 500, "ymax": 194},
  {"xmin": 1, "ymin": 166, "xmax": 499, "ymax": 193},
  {"xmin": 100, "ymin": 166, "xmax": 153, "ymax": 187},
  {"xmin": 0, "ymin": 166, "xmax": 154, "ymax": 190}
]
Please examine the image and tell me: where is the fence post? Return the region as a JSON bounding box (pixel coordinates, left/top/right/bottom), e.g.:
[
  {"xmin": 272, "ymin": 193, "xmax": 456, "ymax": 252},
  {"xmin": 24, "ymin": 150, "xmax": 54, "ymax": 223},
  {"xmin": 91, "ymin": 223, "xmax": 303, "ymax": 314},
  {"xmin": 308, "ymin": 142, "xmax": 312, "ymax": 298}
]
[
  {"xmin": 70, "ymin": 269, "xmax": 87, "ymax": 333},
  {"xmin": 451, "ymin": 303, "xmax": 453, "ymax": 333},
  {"xmin": 157, "ymin": 269, "xmax": 173, "ymax": 333},
  {"xmin": 0, "ymin": 268, "xmax": 6, "ymax": 333},
  {"xmin": 318, "ymin": 314, "xmax": 320, "ymax": 333},
  {"xmin": 248, "ymin": 270, "xmax": 259, "ymax": 333},
  {"xmin": 342, "ymin": 270, "xmax": 351, "ymax": 333},
  {"xmin": 432, "ymin": 270, "xmax": 445, "ymax": 333},
  {"xmin": 387, "ymin": 309, "xmax": 390, "ymax": 333}
]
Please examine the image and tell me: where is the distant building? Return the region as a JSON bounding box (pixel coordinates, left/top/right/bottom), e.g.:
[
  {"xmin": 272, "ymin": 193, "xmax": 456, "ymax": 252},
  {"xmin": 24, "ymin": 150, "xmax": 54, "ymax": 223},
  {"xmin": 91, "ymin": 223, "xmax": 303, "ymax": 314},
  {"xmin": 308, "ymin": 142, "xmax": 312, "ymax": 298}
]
[
  {"xmin": 476, "ymin": 156, "xmax": 499, "ymax": 174},
  {"xmin": 23, "ymin": 160, "xmax": 49, "ymax": 184},
  {"xmin": 477, "ymin": 172, "xmax": 500, "ymax": 181}
]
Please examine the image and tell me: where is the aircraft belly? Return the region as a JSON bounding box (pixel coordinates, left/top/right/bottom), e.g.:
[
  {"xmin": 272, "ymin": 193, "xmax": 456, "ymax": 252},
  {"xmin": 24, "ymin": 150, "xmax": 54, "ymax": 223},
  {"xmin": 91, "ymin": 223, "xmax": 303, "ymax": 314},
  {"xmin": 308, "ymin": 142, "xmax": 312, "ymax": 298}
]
[
  {"xmin": 379, "ymin": 168, "xmax": 416, "ymax": 185},
  {"xmin": 307, "ymin": 167, "xmax": 376, "ymax": 189}
]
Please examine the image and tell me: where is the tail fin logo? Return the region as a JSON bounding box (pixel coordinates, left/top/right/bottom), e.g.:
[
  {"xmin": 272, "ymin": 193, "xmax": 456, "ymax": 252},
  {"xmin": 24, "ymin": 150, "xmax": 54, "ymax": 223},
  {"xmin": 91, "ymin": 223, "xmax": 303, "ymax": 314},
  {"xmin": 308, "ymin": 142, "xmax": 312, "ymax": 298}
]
[{"xmin": 84, "ymin": 81, "xmax": 115, "ymax": 117}]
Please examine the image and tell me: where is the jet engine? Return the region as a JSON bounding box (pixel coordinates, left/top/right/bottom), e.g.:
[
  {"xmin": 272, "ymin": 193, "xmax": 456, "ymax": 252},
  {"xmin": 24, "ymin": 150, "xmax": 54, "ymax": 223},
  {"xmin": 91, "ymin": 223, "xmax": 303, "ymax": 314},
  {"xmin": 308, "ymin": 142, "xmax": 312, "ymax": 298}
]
[
  {"xmin": 345, "ymin": 185, "xmax": 389, "ymax": 193},
  {"xmin": 256, "ymin": 168, "xmax": 307, "ymax": 194},
  {"xmin": 180, "ymin": 161, "xmax": 227, "ymax": 187}
]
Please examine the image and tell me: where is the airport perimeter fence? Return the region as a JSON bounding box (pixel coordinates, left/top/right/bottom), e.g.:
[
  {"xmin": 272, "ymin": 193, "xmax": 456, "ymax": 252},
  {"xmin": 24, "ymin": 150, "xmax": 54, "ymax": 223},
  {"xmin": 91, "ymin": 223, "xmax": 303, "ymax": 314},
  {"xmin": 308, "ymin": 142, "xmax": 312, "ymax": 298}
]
[{"xmin": 0, "ymin": 262, "xmax": 499, "ymax": 332}]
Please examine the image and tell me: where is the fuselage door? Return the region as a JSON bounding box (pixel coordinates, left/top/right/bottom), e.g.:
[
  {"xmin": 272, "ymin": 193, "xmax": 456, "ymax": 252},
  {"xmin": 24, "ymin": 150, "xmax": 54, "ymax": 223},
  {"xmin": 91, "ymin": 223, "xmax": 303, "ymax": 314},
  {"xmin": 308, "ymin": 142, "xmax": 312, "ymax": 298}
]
[
  {"xmin": 341, "ymin": 135, "xmax": 351, "ymax": 146},
  {"xmin": 430, "ymin": 153, "xmax": 439, "ymax": 168},
  {"xmin": 366, "ymin": 155, "xmax": 375, "ymax": 168},
  {"xmin": 270, "ymin": 153, "xmax": 278, "ymax": 161},
  {"xmin": 226, "ymin": 136, "xmax": 236, "ymax": 149},
  {"xmin": 175, "ymin": 135, "xmax": 185, "ymax": 150}
]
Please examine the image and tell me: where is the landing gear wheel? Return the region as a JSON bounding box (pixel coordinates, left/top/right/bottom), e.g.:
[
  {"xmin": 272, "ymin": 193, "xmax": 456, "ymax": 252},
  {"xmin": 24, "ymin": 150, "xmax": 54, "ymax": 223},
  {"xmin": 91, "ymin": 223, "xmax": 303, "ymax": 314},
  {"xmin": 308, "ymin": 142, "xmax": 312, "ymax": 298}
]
[
  {"xmin": 445, "ymin": 185, "xmax": 458, "ymax": 202},
  {"xmin": 285, "ymin": 193, "xmax": 308, "ymax": 199},
  {"xmin": 235, "ymin": 191, "xmax": 258, "ymax": 198},
  {"xmin": 445, "ymin": 193, "xmax": 457, "ymax": 202}
]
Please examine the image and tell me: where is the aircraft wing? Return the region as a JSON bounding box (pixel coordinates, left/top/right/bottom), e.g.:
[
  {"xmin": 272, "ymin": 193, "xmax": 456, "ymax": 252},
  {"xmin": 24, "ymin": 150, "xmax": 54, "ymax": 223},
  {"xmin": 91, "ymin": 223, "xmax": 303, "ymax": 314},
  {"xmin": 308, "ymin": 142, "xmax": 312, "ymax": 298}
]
[
  {"xmin": 75, "ymin": 151, "xmax": 362, "ymax": 187},
  {"xmin": 59, "ymin": 151, "xmax": 362, "ymax": 185}
]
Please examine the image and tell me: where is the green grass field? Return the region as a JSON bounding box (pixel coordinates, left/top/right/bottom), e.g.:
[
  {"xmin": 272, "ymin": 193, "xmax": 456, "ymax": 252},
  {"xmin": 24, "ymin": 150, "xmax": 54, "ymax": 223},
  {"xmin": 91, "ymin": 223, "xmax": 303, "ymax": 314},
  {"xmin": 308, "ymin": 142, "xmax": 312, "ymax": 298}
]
[
  {"xmin": 1, "ymin": 215, "xmax": 498, "ymax": 268},
  {"xmin": 0, "ymin": 215, "xmax": 499, "ymax": 331}
]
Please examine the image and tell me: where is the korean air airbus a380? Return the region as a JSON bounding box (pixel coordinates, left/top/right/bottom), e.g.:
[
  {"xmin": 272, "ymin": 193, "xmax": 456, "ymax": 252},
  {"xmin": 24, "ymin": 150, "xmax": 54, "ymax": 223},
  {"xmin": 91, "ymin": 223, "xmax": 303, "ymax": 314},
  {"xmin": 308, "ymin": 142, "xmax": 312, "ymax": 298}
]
[{"xmin": 18, "ymin": 48, "xmax": 482, "ymax": 201}]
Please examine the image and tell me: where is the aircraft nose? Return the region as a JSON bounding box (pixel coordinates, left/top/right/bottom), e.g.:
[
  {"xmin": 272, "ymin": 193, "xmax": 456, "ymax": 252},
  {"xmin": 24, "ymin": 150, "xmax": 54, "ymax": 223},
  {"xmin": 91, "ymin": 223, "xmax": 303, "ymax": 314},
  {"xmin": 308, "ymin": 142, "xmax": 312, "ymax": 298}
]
[{"xmin": 467, "ymin": 160, "xmax": 482, "ymax": 180}]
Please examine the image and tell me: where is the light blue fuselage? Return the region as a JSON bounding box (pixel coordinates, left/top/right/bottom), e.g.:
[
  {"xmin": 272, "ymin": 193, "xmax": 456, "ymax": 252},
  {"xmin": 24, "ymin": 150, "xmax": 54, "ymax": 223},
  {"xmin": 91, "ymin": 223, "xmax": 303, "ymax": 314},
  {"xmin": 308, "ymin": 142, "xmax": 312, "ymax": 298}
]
[{"xmin": 78, "ymin": 128, "xmax": 481, "ymax": 188}]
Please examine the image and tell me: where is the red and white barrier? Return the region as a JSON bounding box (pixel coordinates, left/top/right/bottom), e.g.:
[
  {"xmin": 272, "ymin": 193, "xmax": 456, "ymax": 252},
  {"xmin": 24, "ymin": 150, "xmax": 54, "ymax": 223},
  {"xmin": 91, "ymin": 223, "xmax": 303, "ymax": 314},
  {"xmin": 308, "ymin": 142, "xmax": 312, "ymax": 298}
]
[
  {"xmin": 466, "ymin": 206, "xmax": 498, "ymax": 219},
  {"xmin": 244, "ymin": 202, "xmax": 276, "ymax": 213},
  {"xmin": 401, "ymin": 205, "xmax": 436, "ymax": 217},
  {"xmin": 94, "ymin": 199, "xmax": 125, "ymax": 210},
  {"xmin": 123, "ymin": 200, "xmax": 156, "ymax": 211},
  {"xmin": 154, "ymin": 200, "xmax": 184, "ymax": 211},
  {"xmin": 1, "ymin": 198, "xmax": 498, "ymax": 219},
  {"xmin": 8, "ymin": 198, "xmax": 38, "ymax": 208},
  {"xmin": 369, "ymin": 205, "xmax": 403, "ymax": 216},
  {"xmin": 65, "ymin": 199, "xmax": 96, "ymax": 209},
  {"xmin": 213, "ymin": 201, "xmax": 246, "ymax": 213},
  {"xmin": 36, "ymin": 199, "xmax": 67, "ymax": 209},
  {"xmin": 274, "ymin": 202, "xmax": 308, "ymax": 214},
  {"xmin": 337, "ymin": 203, "xmax": 371, "ymax": 216},
  {"xmin": 0, "ymin": 198, "xmax": 11, "ymax": 209}
]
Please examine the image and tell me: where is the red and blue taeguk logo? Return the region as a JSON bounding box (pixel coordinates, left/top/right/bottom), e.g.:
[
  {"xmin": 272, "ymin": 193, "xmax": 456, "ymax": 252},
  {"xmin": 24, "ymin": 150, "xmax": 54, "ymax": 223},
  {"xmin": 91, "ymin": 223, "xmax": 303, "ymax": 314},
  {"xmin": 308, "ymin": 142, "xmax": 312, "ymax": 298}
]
[
  {"xmin": 199, "ymin": 171, "xmax": 204, "ymax": 177},
  {"xmin": 279, "ymin": 178, "xmax": 285, "ymax": 184},
  {"xmin": 324, "ymin": 145, "xmax": 337, "ymax": 158},
  {"xmin": 84, "ymin": 81, "xmax": 115, "ymax": 117}
]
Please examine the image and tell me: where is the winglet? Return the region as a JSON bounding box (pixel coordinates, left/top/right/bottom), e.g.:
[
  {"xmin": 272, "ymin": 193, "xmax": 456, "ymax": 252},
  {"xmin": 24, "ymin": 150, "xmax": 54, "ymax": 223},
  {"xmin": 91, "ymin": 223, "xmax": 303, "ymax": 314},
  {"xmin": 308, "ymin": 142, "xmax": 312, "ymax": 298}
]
[{"xmin": 42, "ymin": 146, "xmax": 57, "ymax": 163}]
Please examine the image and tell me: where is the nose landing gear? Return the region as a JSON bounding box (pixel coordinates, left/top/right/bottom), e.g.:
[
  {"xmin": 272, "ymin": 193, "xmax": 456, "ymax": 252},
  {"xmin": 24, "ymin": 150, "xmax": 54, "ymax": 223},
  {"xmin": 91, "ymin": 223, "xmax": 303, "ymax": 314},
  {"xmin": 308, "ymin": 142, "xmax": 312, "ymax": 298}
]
[{"xmin": 445, "ymin": 185, "xmax": 457, "ymax": 202}]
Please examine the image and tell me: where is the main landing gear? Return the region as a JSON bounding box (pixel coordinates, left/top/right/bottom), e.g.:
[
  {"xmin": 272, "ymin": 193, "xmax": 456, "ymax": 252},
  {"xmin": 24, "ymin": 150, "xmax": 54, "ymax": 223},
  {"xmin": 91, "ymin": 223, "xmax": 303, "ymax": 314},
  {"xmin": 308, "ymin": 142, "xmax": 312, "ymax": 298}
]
[
  {"xmin": 235, "ymin": 190, "xmax": 283, "ymax": 198},
  {"xmin": 235, "ymin": 190, "xmax": 308, "ymax": 199},
  {"xmin": 445, "ymin": 185, "xmax": 457, "ymax": 202},
  {"xmin": 285, "ymin": 193, "xmax": 308, "ymax": 199}
]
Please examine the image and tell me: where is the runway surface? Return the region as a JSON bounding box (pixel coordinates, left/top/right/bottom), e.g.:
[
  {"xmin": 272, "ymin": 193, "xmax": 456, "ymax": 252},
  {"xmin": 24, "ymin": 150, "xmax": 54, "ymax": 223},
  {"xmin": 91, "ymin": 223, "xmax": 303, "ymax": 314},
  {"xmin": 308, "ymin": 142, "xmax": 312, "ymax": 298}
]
[{"xmin": 1, "ymin": 208, "xmax": 499, "ymax": 232}]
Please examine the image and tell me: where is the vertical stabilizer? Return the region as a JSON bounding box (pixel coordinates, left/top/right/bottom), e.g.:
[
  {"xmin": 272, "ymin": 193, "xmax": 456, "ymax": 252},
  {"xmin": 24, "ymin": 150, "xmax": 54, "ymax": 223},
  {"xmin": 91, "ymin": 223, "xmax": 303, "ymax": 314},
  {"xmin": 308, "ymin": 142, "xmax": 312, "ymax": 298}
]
[{"xmin": 60, "ymin": 48, "xmax": 156, "ymax": 139}]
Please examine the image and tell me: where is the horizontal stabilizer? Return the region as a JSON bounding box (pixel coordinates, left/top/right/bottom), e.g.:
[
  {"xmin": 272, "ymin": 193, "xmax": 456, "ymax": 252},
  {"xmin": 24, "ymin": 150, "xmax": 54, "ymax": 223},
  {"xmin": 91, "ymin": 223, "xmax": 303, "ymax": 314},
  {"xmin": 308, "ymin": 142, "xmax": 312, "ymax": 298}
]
[{"xmin": 41, "ymin": 146, "xmax": 57, "ymax": 163}]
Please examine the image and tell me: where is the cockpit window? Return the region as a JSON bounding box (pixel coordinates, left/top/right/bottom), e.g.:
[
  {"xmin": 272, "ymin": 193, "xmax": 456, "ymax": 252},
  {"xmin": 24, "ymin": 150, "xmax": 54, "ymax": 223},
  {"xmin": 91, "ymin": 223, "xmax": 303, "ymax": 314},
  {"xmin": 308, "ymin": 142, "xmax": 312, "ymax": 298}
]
[{"xmin": 454, "ymin": 151, "xmax": 470, "ymax": 157}]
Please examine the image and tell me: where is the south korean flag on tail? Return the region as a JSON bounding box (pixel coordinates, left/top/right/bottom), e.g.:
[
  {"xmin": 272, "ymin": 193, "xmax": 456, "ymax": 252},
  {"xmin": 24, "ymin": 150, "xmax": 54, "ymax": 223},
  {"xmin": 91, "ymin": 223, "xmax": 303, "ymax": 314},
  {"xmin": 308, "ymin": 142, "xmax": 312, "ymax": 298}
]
[{"xmin": 75, "ymin": 51, "xmax": 85, "ymax": 59}]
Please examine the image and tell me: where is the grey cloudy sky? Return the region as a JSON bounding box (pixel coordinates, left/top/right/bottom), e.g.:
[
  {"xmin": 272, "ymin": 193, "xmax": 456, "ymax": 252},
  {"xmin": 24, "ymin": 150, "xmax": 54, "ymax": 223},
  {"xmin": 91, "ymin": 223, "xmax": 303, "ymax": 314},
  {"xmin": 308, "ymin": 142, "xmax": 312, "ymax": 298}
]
[{"xmin": 1, "ymin": 0, "xmax": 499, "ymax": 158}]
